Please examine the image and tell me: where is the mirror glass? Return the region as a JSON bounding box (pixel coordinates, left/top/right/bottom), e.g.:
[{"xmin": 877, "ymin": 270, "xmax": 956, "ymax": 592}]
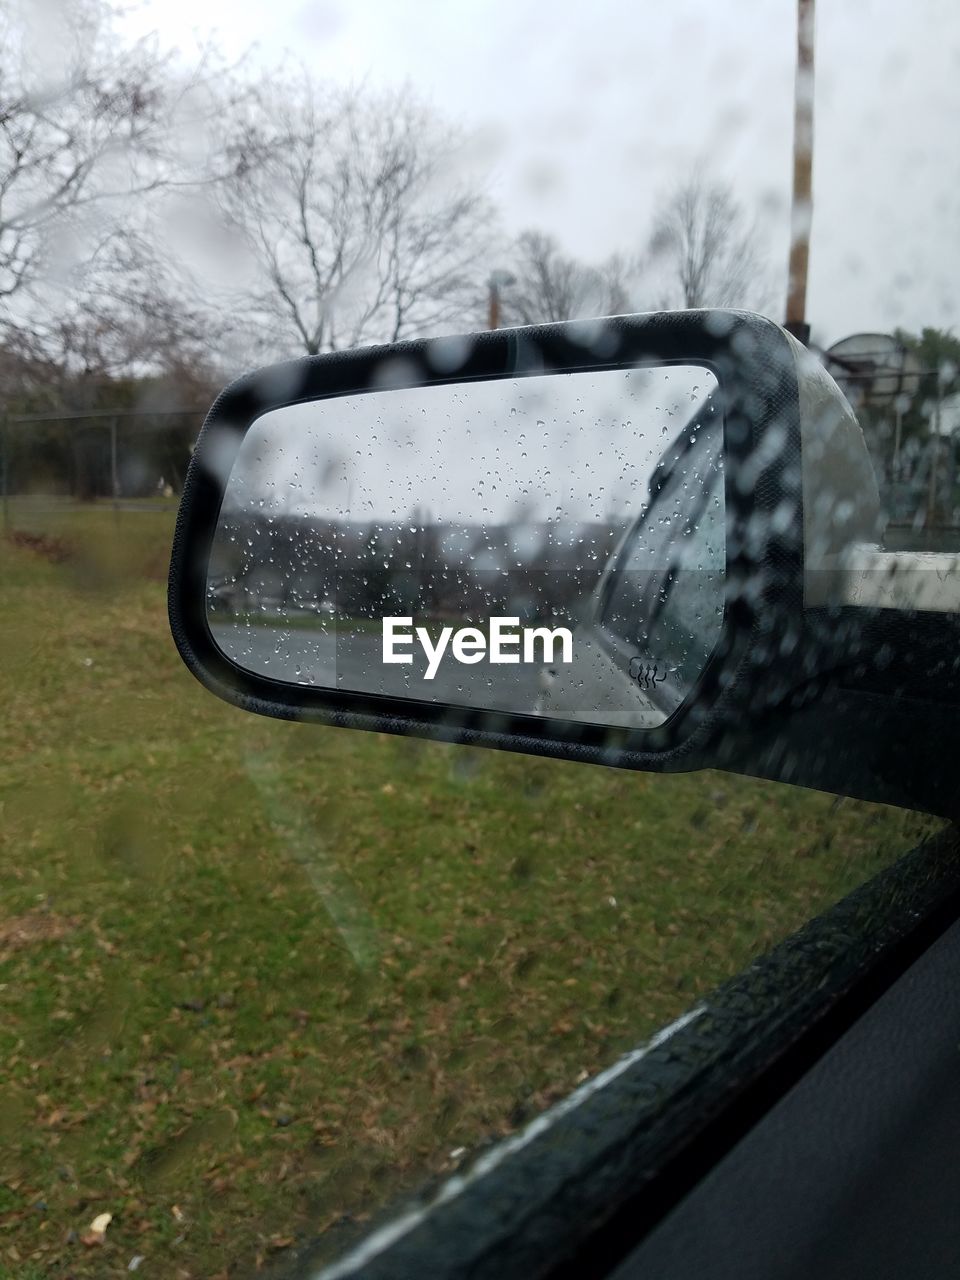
[{"xmin": 207, "ymin": 365, "xmax": 724, "ymax": 729}]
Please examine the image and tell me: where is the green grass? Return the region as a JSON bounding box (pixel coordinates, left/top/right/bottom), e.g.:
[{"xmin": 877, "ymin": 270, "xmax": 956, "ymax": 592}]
[{"xmin": 0, "ymin": 502, "xmax": 939, "ymax": 1277}]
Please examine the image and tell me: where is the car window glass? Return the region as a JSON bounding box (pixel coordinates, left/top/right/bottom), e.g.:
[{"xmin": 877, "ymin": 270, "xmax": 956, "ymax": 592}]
[
  {"xmin": 0, "ymin": 1, "xmax": 953, "ymax": 1274},
  {"xmin": 601, "ymin": 412, "xmax": 725, "ymax": 700}
]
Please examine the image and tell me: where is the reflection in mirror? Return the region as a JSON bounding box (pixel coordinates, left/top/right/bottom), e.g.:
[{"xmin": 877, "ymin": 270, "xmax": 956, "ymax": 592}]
[{"xmin": 207, "ymin": 366, "xmax": 724, "ymax": 729}]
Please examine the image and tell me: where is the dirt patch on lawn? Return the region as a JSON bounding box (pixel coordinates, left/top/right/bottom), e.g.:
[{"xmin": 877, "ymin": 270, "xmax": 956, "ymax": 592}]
[
  {"xmin": 5, "ymin": 529, "xmax": 73, "ymax": 564},
  {"xmin": 0, "ymin": 911, "xmax": 78, "ymax": 956}
]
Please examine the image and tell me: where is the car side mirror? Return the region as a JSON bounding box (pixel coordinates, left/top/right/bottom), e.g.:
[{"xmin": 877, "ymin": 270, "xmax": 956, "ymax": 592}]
[{"xmin": 168, "ymin": 310, "xmax": 898, "ymax": 776}]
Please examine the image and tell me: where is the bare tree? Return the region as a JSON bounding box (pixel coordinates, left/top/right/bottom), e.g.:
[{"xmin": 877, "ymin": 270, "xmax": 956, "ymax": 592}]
[
  {"xmin": 647, "ymin": 169, "xmax": 768, "ymax": 310},
  {"xmin": 0, "ymin": 0, "xmax": 253, "ymax": 382},
  {"xmin": 503, "ymin": 230, "xmax": 631, "ymax": 325},
  {"xmin": 214, "ymin": 75, "xmax": 496, "ymax": 357},
  {"xmin": 0, "ymin": 1, "xmax": 178, "ymax": 305},
  {"xmin": 33, "ymin": 226, "xmax": 222, "ymax": 384}
]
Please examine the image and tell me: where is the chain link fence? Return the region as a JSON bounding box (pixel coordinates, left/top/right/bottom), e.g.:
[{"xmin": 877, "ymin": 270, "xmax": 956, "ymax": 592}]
[
  {"xmin": 1, "ymin": 406, "xmax": 201, "ymax": 534},
  {"xmin": 3, "ymin": 396, "xmax": 958, "ymax": 553},
  {"xmin": 829, "ymin": 365, "xmax": 960, "ymax": 552}
]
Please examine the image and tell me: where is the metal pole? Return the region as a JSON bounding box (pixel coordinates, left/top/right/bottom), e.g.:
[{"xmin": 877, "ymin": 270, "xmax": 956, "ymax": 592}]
[
  {"xmin": 1, "ymin": 414, "xmax": 9, "ymax": 534},
  {"xmin": 785, "ymin": 0, "xmax": 815, "ymax": 345},
  {"xmin": 927, "ymin": 383, "xmax": 942, "ymax": 528}
]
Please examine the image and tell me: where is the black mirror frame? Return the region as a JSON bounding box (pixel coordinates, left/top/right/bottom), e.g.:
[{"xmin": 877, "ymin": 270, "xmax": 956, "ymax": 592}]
[{"xmin": 168, "ymin": 309, "xmax": 803, "ymax": 773}]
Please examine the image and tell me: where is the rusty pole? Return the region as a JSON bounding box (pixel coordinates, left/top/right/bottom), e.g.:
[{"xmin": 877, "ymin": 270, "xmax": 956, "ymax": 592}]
[
  {"xmin": 785, "ymin": 0, "xmax": 815, "ymax": 345},
  {"xmin": 487, "ymin": 271, "xmax": 516, "ymax": 331},
  {"xmin": 488, "ymin": 280, "xmax": 501, "ymax": 332}
]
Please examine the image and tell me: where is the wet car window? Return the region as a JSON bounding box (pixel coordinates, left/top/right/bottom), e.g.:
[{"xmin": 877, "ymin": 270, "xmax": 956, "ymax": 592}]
[{"xmin": 0, "ymin": 1, "xmax": 954, "ymax": 1275}]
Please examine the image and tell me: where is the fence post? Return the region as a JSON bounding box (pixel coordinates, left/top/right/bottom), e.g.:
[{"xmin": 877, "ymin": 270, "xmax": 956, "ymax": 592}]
[{"xmin": 110, "ymin": 416, "xmax": 119, "ymax": 511}]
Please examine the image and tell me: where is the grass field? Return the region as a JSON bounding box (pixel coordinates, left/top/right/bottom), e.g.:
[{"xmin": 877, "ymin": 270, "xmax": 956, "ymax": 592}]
[{"xmin": 0, "ymin": 499, "xmax": 938, "ymax": 1278}]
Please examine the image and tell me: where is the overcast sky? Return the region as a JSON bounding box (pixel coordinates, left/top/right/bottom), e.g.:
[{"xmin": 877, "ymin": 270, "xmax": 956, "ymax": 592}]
[{"xmin": 123, "ymin": 0, "xmax": 960, "ymax": 347}]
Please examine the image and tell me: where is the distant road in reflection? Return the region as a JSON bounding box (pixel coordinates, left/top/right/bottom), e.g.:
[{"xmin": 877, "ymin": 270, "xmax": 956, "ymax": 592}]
[{"xmin": 210, "ymin": 620, "xmax": 547, "ymax": 716}]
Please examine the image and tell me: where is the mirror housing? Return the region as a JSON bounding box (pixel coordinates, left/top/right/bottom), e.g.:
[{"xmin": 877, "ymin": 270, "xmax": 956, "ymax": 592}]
[{"xmin": 168, "ymin": 310, "xmax": 960, "ymax": 815}]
